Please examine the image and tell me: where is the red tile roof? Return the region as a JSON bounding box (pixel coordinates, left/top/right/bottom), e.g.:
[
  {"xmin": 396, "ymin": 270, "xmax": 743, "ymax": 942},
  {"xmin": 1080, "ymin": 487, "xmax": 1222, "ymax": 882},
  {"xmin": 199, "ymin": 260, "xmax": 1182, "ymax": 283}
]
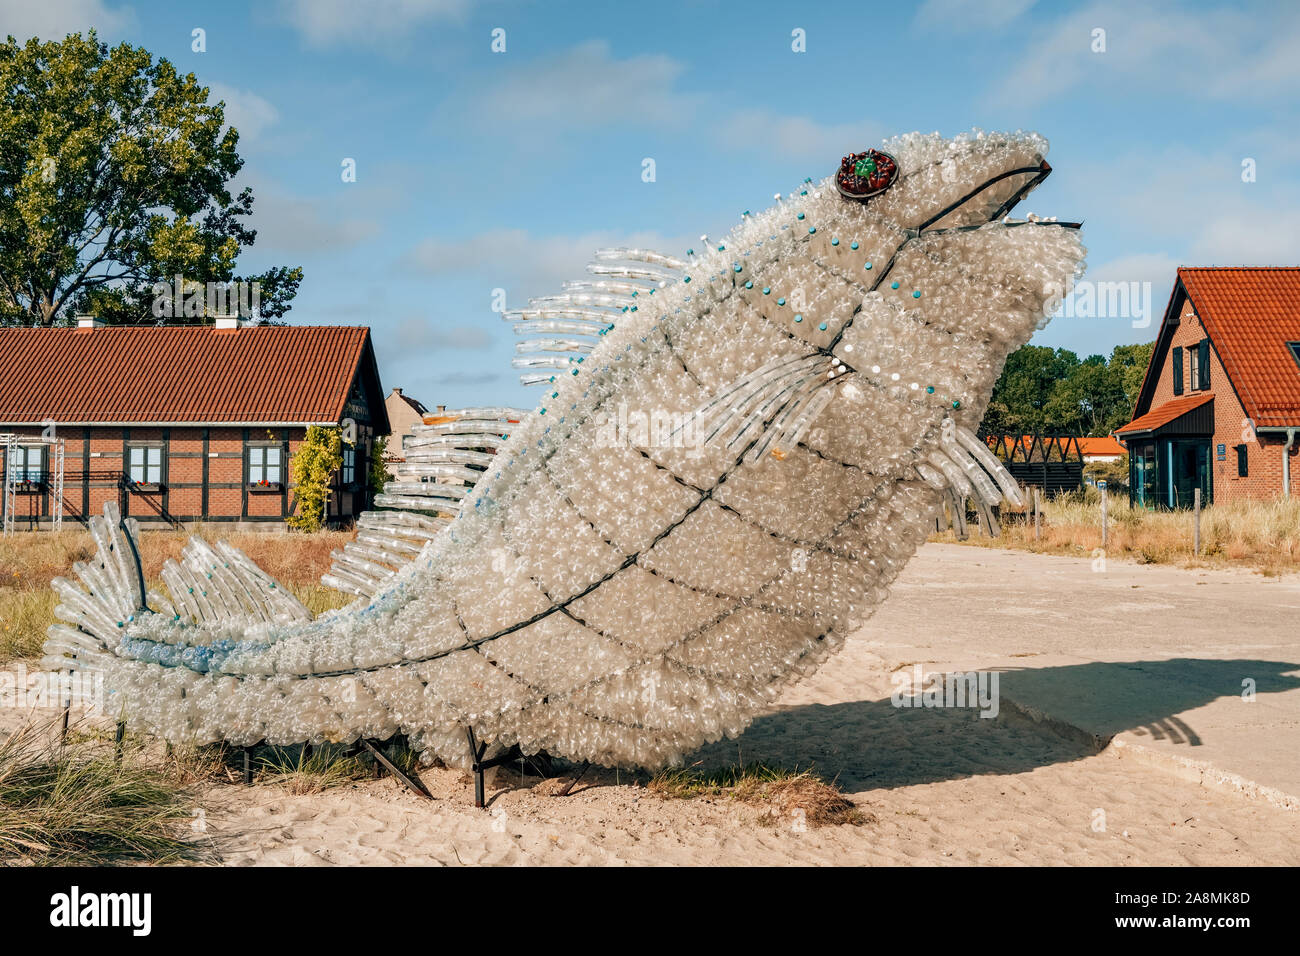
[
  {"xmin": 0, "ymin": 325, "xmax": 375, "ymax": 425},
  {"xmin": 1179, "ymin": 267, "xmax": 1300, "ymax": 427},
  {"xmin": 1115, "ymin": 393, "xmax": 1213, "ymax": 436},
  {"xmin": 1077, "ymin": 436, "xmax": 1126, "ymax": 456}
]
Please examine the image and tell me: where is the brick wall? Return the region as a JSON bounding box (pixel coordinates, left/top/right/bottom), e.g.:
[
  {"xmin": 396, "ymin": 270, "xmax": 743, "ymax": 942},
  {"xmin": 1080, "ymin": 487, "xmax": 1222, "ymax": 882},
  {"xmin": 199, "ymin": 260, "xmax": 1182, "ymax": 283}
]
[
  {"xmin": 1145, "ymin": 299, "xmax": 1298, "ymax": 503},
  {"xmin": 0, "ymin": 423, "xmax": 374, "ymax": 529}
]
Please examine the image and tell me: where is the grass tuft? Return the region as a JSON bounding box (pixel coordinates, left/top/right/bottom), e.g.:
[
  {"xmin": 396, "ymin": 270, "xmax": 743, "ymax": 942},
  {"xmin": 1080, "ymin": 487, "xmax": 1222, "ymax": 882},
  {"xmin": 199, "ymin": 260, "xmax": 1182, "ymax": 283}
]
[
  {"xmin": 0, "ymin": 719, "xmax": 203, "ymax": 865},
  {"xmin": 244, "ymin": 745, "xmax": 370, "ymax": 795},
  {"xmin": 649, "ymin": 762, "xmax": 870, "ymax": 828}
]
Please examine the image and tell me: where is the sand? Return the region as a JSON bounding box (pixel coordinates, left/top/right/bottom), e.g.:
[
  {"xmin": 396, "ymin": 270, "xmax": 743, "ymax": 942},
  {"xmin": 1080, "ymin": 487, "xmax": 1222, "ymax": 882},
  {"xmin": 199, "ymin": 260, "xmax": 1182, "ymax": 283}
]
[
  {"xmin": 196, "ymin": 626, "xmax": 1300, "ymax": 866},
  {"xmin": 8, "ymin": 543, "xmax": 1300, "ymax": 866}
]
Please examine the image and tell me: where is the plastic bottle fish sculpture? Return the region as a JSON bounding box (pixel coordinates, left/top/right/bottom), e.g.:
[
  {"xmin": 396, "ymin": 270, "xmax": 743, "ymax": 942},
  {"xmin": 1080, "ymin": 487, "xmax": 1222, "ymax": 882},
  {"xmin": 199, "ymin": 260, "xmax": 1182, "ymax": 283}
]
[{"xmin": 44, "ymin": 130, "xmax": 1085, "ymax": 774}]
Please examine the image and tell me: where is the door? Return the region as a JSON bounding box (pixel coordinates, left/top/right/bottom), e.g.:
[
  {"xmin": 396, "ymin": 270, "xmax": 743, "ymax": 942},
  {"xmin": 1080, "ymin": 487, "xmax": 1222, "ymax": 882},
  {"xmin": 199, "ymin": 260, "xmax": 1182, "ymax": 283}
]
[{"xmin": 1169, "ymin": 440, "xmax": 1211, "ymax": 508}]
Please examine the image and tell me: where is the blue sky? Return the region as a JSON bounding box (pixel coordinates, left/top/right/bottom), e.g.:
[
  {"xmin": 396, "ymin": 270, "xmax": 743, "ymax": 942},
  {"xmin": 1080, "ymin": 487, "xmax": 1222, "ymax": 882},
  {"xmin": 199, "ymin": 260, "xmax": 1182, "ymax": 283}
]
[{"xmin": 4, "ymin": 0, "xmax": 1299, "ymax": 409}]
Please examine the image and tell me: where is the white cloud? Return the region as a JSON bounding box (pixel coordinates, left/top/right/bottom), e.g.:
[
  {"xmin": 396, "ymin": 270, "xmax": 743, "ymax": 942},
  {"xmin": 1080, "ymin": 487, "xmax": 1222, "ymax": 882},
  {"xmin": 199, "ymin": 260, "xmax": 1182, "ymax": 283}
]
[
  {"xmin": 456, "ymin": 40, "xmax": 699, "ymax": 135},
  {"xmin": 1086, "ymin": 252, "xmax": 1181, "ymax": 290},
  {"xmin": 0, "ymin": 0, "xmax": 131, "ymax": 41},
  {"xmin": 991, "ymin": 1, "xmax": 1300, "ymax": 107},
  {"xmin": 1062, "ymin": 141, "xmax": 1300, "ymax": 264},
  {"xmin": 244, "ymin": 181, "xmax": 381, "ymax": 255},
  {"xmin": 207, "ymin": 83, "xmax": 279, "ymax": 143},
  {"xmin": 401, "ymin": 227, "xmax": 693, "ymax": 295},
  {"xmin": 278, "ymin": 0, "xmax": 468, "ymax": 49},
  {"xmin": 715, "ymin": 110, "xmax": 884, "ymax": 164},
  {"xmin": 1188, "ymin": 212, "xmax": 1300, "ymax": 265}
]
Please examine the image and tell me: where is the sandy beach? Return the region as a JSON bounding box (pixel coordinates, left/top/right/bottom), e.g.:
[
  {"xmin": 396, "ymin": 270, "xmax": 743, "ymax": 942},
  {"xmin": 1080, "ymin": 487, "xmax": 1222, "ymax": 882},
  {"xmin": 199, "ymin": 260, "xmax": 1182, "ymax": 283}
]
[
  {"xmin": 6, "ymin": 543, "xmax": 1299, "ymax": 865},
  {"xmin": 164, "ymin": 544, "xmax": 1300, "ymax": 866}
]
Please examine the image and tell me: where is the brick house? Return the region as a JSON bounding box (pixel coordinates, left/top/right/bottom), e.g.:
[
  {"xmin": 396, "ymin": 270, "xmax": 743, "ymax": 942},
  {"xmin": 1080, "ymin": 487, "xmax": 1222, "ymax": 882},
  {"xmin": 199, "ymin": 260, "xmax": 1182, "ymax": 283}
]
[
  {"xmin": 0, "ymin": 321, "xmax": 388, "ymax": 530},
  {"xmin": 1116, "ymin": 267, "xmax": 1300, "ymax": 507}
]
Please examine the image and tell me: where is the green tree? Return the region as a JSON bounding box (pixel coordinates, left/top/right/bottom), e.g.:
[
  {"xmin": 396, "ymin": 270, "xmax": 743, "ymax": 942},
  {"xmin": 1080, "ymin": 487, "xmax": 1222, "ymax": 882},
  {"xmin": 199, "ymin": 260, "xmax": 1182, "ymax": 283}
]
[
  {"xmin": 368, "ymin": 436, "xmax": 391, "ymax": 503},
  {"xmin": 984, "ymin": 346, "xmax": 1081, "ymax": 434},
  {"xmin": 288, "ymin": 426, "xmax": 342, "ymax": 532},
  {"xmin": 1108, "ymin": 342, "xmax": 1155, "ymax": 427},
  {"xmin": 983, "ymin": 341, "xmax": 1156, "ymax": 436},
  {"xmin": 1044, "ymin": 354, "xmax": 1127, "ymax": 436},
  {"xmin": 0, "ymin": 31, "xmax": 301, "ymax": 326}
]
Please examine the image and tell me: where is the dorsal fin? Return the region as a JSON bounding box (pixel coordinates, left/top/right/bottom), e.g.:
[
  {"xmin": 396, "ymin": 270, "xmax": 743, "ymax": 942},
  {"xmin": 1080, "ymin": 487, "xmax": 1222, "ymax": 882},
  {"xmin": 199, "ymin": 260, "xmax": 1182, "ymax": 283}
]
[
  {"xmin": 321, "ymin": 407, "xmax": 524, "ymax": 596},
  {"xmin": 324, "ymin": 245, "xmax": 685, "ymax": 594},
  {"xmin": 508, "ymin": 247, "xmax": 680, "ymax": 387}
]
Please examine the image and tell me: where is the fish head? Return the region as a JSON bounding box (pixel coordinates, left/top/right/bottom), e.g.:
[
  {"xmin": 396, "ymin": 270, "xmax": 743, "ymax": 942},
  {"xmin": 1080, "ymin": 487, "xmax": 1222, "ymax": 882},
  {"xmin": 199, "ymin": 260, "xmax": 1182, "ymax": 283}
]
[{"xmin": 846, "ymin": 129, "xmax": 1055, "ymax": 233}]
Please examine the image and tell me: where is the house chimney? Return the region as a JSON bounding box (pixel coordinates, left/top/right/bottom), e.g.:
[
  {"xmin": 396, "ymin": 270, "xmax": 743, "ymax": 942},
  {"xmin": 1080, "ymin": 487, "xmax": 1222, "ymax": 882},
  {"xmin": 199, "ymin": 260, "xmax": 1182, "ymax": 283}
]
[
  {"xmin": 393, "ymin": 387, "xmax": 402, "ymax": 395},
  {"xmin": 214, "ymin": 315, "xmax": 242, "ymax": 330},
  {"xmin": 76, "ymin": 315, "xmax": 104, "ymax": 329}
]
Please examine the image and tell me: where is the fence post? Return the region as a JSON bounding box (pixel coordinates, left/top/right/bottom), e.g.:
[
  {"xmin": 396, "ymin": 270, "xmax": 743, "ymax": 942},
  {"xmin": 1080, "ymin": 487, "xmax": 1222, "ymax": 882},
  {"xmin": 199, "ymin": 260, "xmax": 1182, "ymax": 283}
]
[
  {"xmin": 1033, "ymin": 487, "xmax": 1041, "ymax": 542},
  {"xmin": 1100, "ymin": 480, "xmax": 1108, "ymax": 550},
  {"xmin": 1193, "ymin": 487, "xmax": 1201, "ymax": 556}
]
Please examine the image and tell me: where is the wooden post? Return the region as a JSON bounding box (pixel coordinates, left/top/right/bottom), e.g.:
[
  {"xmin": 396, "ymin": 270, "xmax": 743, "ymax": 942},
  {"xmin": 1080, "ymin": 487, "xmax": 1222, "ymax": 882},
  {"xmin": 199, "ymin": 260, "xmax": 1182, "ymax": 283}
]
[
  {"xmin": 1193, "ymin": 487, "xmax": 1202, "ymax": 556},
  {"xmin": 1033, "ymin": 488, "xmax": 1041, "ymax": 542},
  {"xmin": 1100, "ymin": 481, "xmax": 1108, "ymax": 550}
]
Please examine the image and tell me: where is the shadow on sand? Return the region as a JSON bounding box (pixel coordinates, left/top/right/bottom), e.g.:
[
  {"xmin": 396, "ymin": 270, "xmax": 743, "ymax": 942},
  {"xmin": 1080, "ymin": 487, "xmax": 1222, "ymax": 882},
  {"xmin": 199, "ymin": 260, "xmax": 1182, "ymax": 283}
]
[{"xmin": 676, "ymin": 657, "xmax": 1300, "ymax": 793}]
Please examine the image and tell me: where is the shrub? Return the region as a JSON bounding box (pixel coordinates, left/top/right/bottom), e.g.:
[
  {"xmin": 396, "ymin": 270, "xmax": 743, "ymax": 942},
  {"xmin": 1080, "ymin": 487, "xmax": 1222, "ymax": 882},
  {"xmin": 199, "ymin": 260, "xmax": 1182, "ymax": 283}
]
[{"xmin": 287, "ymin": 425, "xmax": 343, "ymax": 532}]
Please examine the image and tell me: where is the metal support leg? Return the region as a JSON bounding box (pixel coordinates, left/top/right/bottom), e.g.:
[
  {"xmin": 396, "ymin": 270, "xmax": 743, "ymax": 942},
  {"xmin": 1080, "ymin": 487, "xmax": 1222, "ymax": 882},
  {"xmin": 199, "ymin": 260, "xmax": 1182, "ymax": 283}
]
[
  {"xmin": 60, "ymin": 704, "xmax": 70, "ymax": 747},
  {"xmin": 466, "ymin": 726, "xmax": 487, "ymax": 808},
  {"xmin": 556, "ymin": 760, "xmax": 591, "ymax": 797},
  {"xmin": 113, "ymin": 719, "xmax": 125, "ymax": 762},
  {"xmin": 359, "ymin": 738, "xmax": 431, "ymax": 799},
  {"xmin": 243, "ymin": 747, "xmax": 253, "ymax": 785}
]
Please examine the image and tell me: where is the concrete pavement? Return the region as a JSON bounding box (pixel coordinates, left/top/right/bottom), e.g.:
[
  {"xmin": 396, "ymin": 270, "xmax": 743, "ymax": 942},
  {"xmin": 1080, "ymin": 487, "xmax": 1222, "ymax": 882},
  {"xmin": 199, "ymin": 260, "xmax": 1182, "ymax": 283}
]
[{"xmin": 866, "ymin": 543, "xmax": 1300, "ymax": 807}]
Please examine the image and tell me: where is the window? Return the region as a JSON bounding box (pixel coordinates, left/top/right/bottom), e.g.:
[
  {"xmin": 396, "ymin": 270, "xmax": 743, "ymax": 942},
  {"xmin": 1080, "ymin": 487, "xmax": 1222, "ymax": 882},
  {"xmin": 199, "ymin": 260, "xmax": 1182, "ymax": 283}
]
[
  {"xmin": 8, "ymin": 446, "xmax": 44, "ymax": 482},
  {"xmin": 1188, "ymin": 346, "xmax": 1199, "ymax": 392},
  {"xmin": 342, "ymin": 446, "xmax": 355, "ymax": 486},
  {"xmin": 1236, "ymin": 444, "xmax": 1249, "ymax": 478},
  {"xmin": 248, "ymin": 446, "xmax": 283, "ymax": 485},
  {"xmin": 1172, "ymin": 345, "xmax": 1184, "ymax": 395},
  {"xmin": 127, "ymin": 445, "xmax": 162, "ymax": 485},
  {"xmin": 1289, "ymin": 342, "xmax": 1300, "ymax": 371}
]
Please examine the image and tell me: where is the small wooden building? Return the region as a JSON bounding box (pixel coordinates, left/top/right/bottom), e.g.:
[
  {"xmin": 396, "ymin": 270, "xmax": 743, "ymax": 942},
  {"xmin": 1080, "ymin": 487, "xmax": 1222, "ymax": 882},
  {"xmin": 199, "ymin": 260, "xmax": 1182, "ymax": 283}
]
[
  {"xmin": 0, "ymin": 322, "xmax": 388, "ymax": 530},
  {"xmin": 1116, "ymin": 267, "xmax": 1300, "ymax": 507}
]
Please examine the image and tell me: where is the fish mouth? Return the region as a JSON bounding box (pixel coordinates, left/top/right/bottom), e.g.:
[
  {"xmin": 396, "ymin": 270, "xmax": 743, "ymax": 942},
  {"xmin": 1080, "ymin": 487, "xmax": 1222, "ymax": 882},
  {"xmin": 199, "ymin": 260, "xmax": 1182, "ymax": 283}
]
[{"xmin": 918, "ymin": 158, "xmax": 1055, "ymax": 231}]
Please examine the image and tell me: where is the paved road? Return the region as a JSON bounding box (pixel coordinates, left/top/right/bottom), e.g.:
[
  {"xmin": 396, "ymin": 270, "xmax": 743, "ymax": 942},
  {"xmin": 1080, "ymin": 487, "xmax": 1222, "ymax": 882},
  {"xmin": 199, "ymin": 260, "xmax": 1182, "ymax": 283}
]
[{"xmin": 865, "ymin": 543, "xmax": 1300, "ymax": 803}]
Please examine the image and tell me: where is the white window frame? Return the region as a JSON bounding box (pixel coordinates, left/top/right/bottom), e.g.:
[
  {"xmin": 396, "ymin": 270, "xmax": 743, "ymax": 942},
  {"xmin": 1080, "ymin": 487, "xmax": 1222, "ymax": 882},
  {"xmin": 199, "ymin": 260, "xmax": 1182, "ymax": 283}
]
[
  {"xmin": 248, "ymin": 445, "xmax": 283, "ymax": 485},
  {"xmin": 127, "ymin": 444, "xmax": 162, "ymax": 485}
]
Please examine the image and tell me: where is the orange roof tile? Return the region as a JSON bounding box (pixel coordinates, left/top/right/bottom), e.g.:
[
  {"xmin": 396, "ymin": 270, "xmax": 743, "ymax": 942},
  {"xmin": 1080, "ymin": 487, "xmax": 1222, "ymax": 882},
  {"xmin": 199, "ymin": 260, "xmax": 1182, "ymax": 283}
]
[
  {"xmin": 0, "ymin": 325, "xmax": 377, "ymax": 425},
  {"xmin": 1077, "ymin": 436, "xmax": 1126, "ymax": 456},
  {"xmin": 1178, "ymin": 267, "xmax": 1300, "ymax": 427},
  {"xmin": 1115, "ymin": 393, "xmax": 1213, "ymax": 436}
]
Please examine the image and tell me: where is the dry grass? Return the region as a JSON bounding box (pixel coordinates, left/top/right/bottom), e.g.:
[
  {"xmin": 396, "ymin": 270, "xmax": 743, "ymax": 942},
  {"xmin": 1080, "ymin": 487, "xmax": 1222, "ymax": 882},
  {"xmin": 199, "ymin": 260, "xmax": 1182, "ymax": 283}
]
[
  {"xmin": 934, "ymin": 491, "xmax": 1300, "ymax": 575},
  {"xmin": 649, "ymin": 763, "xmax": 870, "ymax": 828},
  {"xmin": 0, "ymin": 525, "xmax": 355, "ymax": 591},
  {"xmin": 0, "ymin": 718, "xmax": 203, "ymax": 865},
  {"xmin": 161, "ymin": 739, "xmax": 419, "ymax": 795},
  {"xmin": 0, "ymin": 528, "xmax": 354, "ymax": 663}
]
